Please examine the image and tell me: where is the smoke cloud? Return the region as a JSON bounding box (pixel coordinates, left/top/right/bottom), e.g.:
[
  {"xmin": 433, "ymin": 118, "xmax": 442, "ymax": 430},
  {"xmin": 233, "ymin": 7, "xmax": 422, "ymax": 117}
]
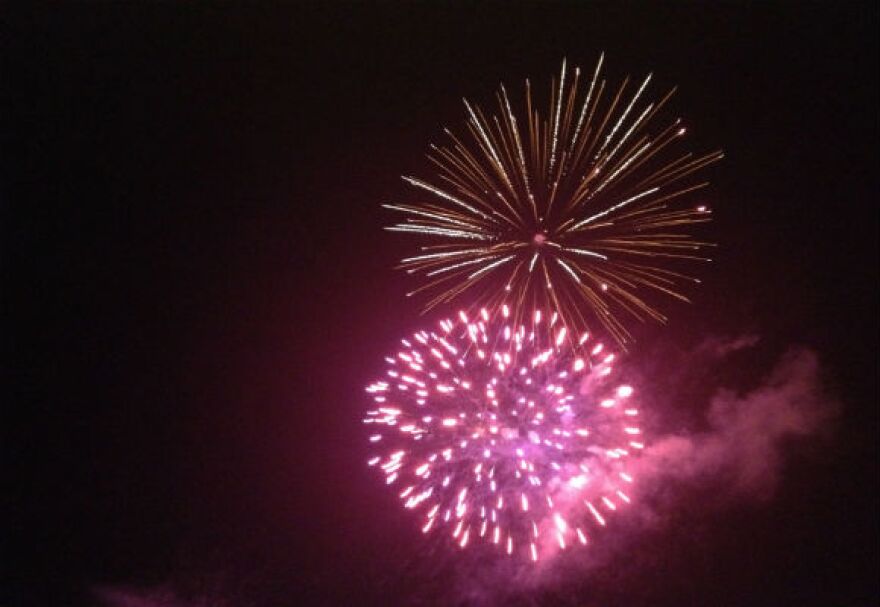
[{"xmin": 633, "ymin": 344, "xmax": 838, "ymax": 502}]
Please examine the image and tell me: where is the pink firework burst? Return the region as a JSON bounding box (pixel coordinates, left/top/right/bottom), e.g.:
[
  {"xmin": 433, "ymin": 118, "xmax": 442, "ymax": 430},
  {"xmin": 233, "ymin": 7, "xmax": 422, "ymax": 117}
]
[{"xmin": 364, "ymin": 306, "xmax": 643, "ymax": 562}]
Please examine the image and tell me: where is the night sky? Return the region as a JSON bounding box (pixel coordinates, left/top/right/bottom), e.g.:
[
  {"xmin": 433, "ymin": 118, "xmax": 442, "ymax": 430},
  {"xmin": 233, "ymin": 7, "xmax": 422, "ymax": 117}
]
[{"xmin": 4, "ymin": 4, "xmax": 878, "ymax": 606}]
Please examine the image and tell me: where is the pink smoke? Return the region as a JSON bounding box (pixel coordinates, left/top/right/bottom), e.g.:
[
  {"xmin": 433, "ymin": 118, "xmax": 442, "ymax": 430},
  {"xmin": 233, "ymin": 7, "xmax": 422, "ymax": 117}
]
[{"xmin": 634, "ymin": 347, "xmax": 838, "ymax": 500}]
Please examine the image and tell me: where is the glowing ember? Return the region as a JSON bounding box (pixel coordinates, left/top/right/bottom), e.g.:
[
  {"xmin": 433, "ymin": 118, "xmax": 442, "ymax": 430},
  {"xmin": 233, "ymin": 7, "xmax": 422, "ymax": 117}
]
[{"xmin": 364, "ymin": 306, "xmax": 643, "ymax": 561}]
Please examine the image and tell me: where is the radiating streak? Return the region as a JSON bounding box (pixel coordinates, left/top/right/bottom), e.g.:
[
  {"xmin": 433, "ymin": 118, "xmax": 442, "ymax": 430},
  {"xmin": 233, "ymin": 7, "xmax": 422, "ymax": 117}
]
[
  {"xmin": 571, "ymin": 53, "xmax": 604, "ymax": 152},
  {"xmin": 565, "ymin": 247, "xmax": 608, "ymax": 260},
  {"xmin": 402, "ymin": 176, "xmax": 490, "ymax": 220},
  {"xmin": 589, "ymin": 140, "xmax": 653, "ymax": 197},
  {"xmin": 385, "ymin": 225, "xmax": 492, "ymax": 241},
  {"xmin": 549, "ymin": 58, "xmax": 566, "ymax": 173},
  {"xmin": 426, "ymin": 255, "xmax": 500, "ymax": 277},
  {"xmin": 569, "ymin": 187, "xmax": 660, "ymax": 231},
  {"xmin": 463, "ymin": 100, "xmax": 514, "ymax": 194},
  {"xmin": 401, "ymin": 248, "xmax": 488, "ymax": 263},
  {"xmin": 597, "ymin": 74, "xmax": 652, "ymax": 158},
  {"xmin": 467, "ymin": 254, "xmax": 516, "ymax": 280},
  {"xmin": 556, "ymin": 258, "xmax": 583, "ymax": 284},
  {"xmin": 604, "ymin": 102, "xmax": 654, "ymax": 165},
  {"xmin": 500, "ymin": 83, "xmax": 535, "ymax": 218},
  {"xmin": 383, "ymin": 204, "xmax": 482, "ymax": 230},
  {"xmin": 529, "ymin": 252, "xmax": 539, "ymax": 272}
]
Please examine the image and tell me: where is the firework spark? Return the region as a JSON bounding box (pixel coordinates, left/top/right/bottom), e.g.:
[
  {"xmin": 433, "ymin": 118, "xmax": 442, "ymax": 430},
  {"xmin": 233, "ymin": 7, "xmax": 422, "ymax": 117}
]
[
  {"xmin": 364, "ymin": 306, "xmax": 643, "ymax": 561},
  {"xmin": 386, "ymin": 56, "xmax": 723, "ymax": 346}
]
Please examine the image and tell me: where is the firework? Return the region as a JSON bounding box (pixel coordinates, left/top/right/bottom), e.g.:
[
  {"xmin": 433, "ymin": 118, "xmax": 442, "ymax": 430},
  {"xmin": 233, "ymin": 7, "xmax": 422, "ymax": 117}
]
[
  {"xmin": 386, "ymin": 56, "xmax": 723, "ymax": 346},
  {"xmin": 364, "ymin": 306, "xmax": 642, "ymax": 561}
]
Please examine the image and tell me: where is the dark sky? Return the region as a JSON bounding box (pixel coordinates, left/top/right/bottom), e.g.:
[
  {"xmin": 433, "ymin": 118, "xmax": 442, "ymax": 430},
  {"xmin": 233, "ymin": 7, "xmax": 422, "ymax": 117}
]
[{"xmin": 4, "ymin": 3, "xmax": 878, "ymax": 606}]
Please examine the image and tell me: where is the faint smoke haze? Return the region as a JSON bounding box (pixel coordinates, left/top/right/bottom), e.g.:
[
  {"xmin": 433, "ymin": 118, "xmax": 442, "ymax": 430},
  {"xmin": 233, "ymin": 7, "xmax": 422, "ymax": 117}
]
[{"xmin": 634, "ymin": 342, "xmax": 839, "ymax": 502}]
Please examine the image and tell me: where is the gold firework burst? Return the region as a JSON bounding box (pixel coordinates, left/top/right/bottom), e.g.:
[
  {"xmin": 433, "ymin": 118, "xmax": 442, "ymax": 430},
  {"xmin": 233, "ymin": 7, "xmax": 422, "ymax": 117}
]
[{"xmin": 385, "ymin": 55, "xmax": 723, "ymax": 346}]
